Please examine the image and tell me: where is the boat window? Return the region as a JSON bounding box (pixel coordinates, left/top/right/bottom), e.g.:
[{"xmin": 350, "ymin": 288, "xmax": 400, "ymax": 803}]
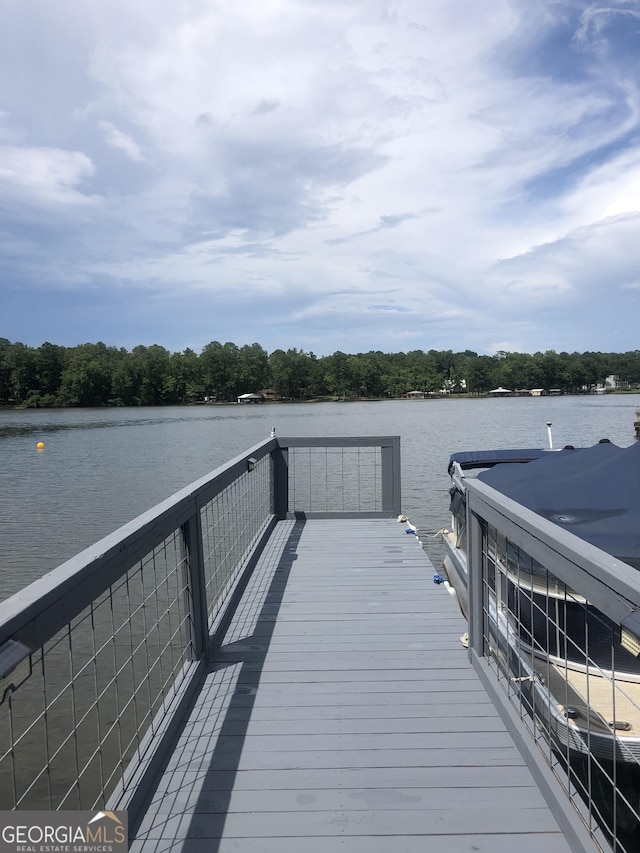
[
  {"xmin": 449, "ymin": 487, "xmax": 467, "ymax": 549},
  {"xmin": 486, "ymin": 524, "xmax": 497, "ymax": 563},
  {"xmin": 456, "ymin": 520, "xmax": 467, "ymax": 551},
  {"xmin": 507, "ymin": 546, "xmax": 570, "ymax": 598}
]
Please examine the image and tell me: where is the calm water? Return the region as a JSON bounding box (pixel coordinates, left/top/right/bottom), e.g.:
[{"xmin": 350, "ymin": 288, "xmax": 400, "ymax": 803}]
[{"xmin": 0, "ymin": 395, "xmax": 637, "ymax": 602}]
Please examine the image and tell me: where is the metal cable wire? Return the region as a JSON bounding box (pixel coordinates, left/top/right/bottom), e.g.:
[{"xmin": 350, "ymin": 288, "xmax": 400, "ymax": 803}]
[
  {"xmin": 479, "ymin": 521, "xmax": 640, "ymax": 852},
  {"xmin": 0, "ymin": 438, "xmax": 397, "ymax": 813}
]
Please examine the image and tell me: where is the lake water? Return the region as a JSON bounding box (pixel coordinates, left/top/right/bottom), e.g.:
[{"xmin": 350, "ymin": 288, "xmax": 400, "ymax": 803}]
[{"xmin": 0, "ymin": 395, "xmax": 637, "ymax": 602}]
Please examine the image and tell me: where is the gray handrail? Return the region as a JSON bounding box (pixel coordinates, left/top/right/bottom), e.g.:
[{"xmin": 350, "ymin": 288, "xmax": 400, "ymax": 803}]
[
  {"xmin": 0, "ymin": 437, "xmax": 277, "ymax": 651},
  {"xmin": 466, "ymin": 478, "xmax": 640, "ymax": 630},
  {"xmin": 463, "ymin": 476, "xmax": 640, "ymax": 853},
  {"xmin": 0, "ymin": 434, "xmax": 402, "ymax": 817}
]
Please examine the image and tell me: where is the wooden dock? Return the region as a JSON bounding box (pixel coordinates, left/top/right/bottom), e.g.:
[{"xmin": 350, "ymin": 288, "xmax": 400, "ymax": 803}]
[{"xmin": 129, "ymin": 518, "xmax": 576, "ymax": 852}]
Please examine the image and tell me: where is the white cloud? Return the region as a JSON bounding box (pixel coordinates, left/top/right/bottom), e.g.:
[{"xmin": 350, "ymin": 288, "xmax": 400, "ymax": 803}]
[
  {"xmin": 574, "ymin": 3, "xmax": 640, "ymax": 54},
  {"xmin": 1, "ymin": 0, "xmax": 640, "ymax": 354},
  {"xmin": 486, "ymin": 212, "xmax": 640, "ymax": 310},
  {"xmin": 98, "ymin": 121, "xmax": 145, "ymax": 162},
  {"xmin": 0, "ymin": 145, "xmax": 96, "ymax": 206}
]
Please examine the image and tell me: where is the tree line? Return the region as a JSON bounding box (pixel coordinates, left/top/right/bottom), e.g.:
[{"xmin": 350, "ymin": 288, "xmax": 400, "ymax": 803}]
[{"xmin": 1, "ymin": 338, "xmax": 639, "ymax": 408}]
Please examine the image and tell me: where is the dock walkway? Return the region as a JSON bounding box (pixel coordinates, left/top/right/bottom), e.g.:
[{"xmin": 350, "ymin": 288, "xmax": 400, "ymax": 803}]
[{"xmin": 130, "ymin": 518, "xmax": 575, "ymax": 852}]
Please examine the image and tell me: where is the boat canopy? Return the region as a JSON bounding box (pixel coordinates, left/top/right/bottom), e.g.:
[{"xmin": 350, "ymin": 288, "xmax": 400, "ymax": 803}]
[
  {"xmin": 448, "ymin": 448, "xmax": 551, "ymax": 474},
  {"xmin": 476, "ymin": 440, "xmax": 640, "ymax": 569}
]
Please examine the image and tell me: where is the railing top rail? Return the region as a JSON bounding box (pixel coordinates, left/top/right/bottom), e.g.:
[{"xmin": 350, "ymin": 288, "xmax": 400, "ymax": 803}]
[
  {"xmin": 0, "ymin": 434, "xmax": 402, "ymax": 648},
  {"xmin": 0, "ymin": 436, "xmax": 276, "ymax": 648},
  {"xmin": 276, "ymin": 435, "xmax": 399, "ymax": 448},
  {"xmin": 465, "ymin": 477, "xmax": 640, "ymax": 625}
]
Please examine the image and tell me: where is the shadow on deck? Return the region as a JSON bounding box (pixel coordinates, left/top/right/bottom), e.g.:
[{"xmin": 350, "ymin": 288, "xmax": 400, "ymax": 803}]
[{"xmin": 129, "ymin": 519, "xmax": 579, "ymax": 853}]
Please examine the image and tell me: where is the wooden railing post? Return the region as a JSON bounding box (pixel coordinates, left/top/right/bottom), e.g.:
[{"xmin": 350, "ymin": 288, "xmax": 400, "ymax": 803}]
[
  {"xmin": 381, "ymin": 437, "xmax": 401, "ymax": 516},
  {"xmin": 466, "ymin": 496, "xmax": 485, "ymax": 659},
  {"xmin": 181, "ymin": 505, "xmax": 209, "ymax": 660},
  {"xmin": 272, "ymin": 442, "xmax": 289, "ymax": 519}
]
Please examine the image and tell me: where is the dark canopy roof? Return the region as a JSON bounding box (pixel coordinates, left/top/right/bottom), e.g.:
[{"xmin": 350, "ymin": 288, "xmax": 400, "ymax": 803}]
[
  {"xmin": 448, "ymin": 448, "xmax": 551, "ymax": 474},
  {"xmin": 475, "ymin": 441, "xmax": 640, "ymax": 569}
]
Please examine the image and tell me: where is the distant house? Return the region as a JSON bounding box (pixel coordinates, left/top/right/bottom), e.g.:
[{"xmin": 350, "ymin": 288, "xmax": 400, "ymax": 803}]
[
  {"xmin": 605, "ymin": 375, "xmax": 630, "ymax": 390},
  {"xmin": 237, "ymin": 392, "xmax": 264, "ymax": 404},
  {"xmin": 488, "ymin": 387, "xmax": 512, "ymax": 397},
  {"xmin": 260, "ymin": 388, "xmax": 277, "ymax": 400},
  {"xmin": 406, "ymin": 390, "xmax": 426, "ymax": 399},
  {"xmin": 441, "ymin": 378, "xmax": 466, "ymax": 394},
  {"xmin": 530, "ymin": 389, "xmax": 545, "ymax": 397}
]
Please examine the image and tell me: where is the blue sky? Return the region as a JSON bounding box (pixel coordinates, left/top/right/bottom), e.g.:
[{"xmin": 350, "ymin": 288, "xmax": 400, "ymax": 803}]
[{"xmin": 1, "ymin": 0, "xmax": 640, "ymax": 356}]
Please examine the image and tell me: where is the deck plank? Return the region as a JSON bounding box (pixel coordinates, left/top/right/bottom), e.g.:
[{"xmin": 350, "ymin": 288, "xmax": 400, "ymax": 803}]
[{"xmin": 130, "ymin": 518, "xmax": 575, "ymax": 852}]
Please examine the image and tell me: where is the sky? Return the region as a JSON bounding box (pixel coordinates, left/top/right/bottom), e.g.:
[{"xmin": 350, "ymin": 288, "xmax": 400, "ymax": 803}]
[{"xmin": 1, "ymin": 0, "xmax": 640, "ymax": 357}]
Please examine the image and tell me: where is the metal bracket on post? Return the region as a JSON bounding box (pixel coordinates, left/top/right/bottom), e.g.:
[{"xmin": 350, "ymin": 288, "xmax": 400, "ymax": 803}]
[{"xmin": 0, "ymin": 639, "xmax": 32, "ymax": 705}]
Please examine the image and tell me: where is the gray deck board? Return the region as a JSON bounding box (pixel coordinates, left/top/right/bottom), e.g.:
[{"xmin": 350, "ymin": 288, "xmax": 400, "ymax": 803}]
[{"xmin": 130, "ymin": 518, "xmax": 575, "ymax": 852}]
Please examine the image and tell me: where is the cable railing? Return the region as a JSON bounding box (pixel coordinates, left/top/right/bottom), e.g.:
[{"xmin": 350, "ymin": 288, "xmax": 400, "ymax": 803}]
[
  {"xmin": 0, "ymin": 435, "xmax": 400, "ymax": 823},
  {"xmin": 280, "ymin": 436, "xmax": 400, "ymax": 518},
  {"xmin": 465, "ymin": 478, "xmax": 640, "ymax": 853}
]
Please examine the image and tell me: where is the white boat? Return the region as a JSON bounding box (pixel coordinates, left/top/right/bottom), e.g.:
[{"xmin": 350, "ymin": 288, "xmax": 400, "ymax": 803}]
[{"xmin": 442, "ymin": 440, "xmax": 640, "ymax": 838}]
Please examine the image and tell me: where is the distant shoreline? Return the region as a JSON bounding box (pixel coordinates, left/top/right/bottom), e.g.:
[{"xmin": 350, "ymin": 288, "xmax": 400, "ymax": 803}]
[{"xmin": 2, "ymin": 390, "xmax": 639, "ymax": 411}]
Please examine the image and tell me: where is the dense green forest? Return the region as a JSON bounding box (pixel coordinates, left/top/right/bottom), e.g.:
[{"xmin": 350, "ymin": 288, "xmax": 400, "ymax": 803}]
[{"xmin": 1, "ymin": 338, "xmax": 639, "ymax": 407}]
